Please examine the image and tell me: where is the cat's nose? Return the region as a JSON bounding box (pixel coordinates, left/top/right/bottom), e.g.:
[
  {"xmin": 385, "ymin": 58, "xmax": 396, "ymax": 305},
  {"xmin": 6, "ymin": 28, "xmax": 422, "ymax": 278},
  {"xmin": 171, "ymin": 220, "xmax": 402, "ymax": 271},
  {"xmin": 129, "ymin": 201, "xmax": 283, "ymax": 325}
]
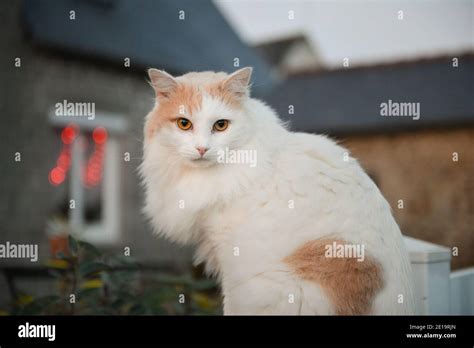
[{"xmin": 196, "ymin": 147, "xmax": 208, "ymax": 157}]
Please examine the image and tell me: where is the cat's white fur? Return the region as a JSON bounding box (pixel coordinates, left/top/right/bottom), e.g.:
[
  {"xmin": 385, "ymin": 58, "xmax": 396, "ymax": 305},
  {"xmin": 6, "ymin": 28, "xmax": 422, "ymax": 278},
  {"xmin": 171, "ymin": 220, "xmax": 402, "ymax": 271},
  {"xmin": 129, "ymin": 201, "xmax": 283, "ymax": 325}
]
[{"xmin": 140, "ymin": 68, "xmax": 415, "ymax": 315}]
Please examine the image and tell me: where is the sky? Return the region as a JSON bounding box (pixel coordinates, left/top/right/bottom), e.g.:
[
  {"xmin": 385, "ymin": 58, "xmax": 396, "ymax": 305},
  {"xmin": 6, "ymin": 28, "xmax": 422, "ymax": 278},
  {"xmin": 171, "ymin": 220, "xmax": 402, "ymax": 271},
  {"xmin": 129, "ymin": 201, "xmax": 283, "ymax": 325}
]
[{"xmin": 215, "ymin": 0, "xmax": 473, "ymax": 68}]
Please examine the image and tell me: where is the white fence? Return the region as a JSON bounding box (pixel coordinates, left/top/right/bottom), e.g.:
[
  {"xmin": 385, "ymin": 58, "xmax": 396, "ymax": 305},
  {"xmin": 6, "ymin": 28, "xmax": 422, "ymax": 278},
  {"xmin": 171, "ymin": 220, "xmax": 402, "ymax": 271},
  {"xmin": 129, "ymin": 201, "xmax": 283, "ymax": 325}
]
[{"xmin": 404, "ymin": 236, "xmax": 474, "ymax": 315}]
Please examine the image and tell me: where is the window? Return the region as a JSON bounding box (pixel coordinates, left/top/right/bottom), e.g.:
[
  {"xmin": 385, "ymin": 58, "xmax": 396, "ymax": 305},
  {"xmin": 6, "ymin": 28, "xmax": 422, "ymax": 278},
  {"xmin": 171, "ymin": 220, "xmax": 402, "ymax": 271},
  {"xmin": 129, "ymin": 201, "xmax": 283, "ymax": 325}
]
[{"xmin": 49, "ymin": 110, "xmax": 128, "ymax": 245}]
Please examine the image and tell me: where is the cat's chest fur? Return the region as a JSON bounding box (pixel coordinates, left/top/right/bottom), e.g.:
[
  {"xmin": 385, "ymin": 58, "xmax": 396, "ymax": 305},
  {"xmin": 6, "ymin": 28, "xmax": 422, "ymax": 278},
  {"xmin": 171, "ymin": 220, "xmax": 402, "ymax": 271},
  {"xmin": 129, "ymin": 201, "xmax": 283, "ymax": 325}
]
[{"xmin": 191, "ymin": 147, "xmax": 352, "ymax": 280}]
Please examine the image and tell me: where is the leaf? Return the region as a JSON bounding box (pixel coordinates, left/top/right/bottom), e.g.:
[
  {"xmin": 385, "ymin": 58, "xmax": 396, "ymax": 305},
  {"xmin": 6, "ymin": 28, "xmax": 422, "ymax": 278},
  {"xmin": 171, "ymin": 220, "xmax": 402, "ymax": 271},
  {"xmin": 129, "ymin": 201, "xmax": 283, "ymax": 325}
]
[
  {"xmin": 15, "ymin": 294, "xmax": 34, "ymax": 306},
  {"xmin": 46, "ymin": 259, "xmax": 70, "ymax": 269},
  {"xmin": 78, "ymin": 240, "xmax": 101, "ymax": 259},
  {"xmin": 79, "ymin": 261, "xmax": 109, "ymax": 277},
  {"xmin": 191, "ymin": 292, "xmax": 213, "ymax": 310},
  {"xmin": 68, "ymin": 235, "xmax": 78, "ymax": 255},
  {"xmin": 80, "ymin": 279, "xmax": 104, "ymax": 289}
]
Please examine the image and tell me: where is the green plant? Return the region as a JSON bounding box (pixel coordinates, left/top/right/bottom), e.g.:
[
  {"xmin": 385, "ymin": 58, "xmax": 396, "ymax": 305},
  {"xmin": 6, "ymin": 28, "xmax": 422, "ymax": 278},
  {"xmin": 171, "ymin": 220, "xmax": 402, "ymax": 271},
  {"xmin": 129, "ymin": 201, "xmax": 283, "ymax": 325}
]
[{"xmin": 8, "ymin": 235, "xmax": 222, "ymax": 315}]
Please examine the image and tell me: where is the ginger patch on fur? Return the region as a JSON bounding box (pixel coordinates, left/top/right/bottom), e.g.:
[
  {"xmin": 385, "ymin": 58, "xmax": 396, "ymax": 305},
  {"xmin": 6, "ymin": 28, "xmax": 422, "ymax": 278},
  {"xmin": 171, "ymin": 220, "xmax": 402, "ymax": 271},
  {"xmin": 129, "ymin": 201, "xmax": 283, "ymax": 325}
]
[
  {"xmin": 284, "ymin": 239, "xmax": 384, "ymax": 315},
  {"xmin": 145, "ymin": 84, "xmax": 202, "ymax": 141}
]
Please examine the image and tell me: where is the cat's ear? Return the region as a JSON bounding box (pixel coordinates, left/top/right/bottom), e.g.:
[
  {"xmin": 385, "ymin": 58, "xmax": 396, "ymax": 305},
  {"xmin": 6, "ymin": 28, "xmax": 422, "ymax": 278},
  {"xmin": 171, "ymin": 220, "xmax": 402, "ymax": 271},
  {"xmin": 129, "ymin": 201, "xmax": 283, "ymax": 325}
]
[
  {"xmin": 147, "ymin": 68, "xmax": 178, "ymax": 99},
  {"xmin": 223, "ymin": 67, "xmax": 253, "ymax": 99}
]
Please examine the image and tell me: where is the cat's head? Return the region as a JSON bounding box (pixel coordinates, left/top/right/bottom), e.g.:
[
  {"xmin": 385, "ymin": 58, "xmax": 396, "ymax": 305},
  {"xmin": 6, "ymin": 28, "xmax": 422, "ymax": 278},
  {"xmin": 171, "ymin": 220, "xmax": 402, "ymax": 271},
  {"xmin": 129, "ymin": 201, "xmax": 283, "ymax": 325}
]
[{"xmin": 144, "ymin": 68, "xmax": 254, "ymax": 168}]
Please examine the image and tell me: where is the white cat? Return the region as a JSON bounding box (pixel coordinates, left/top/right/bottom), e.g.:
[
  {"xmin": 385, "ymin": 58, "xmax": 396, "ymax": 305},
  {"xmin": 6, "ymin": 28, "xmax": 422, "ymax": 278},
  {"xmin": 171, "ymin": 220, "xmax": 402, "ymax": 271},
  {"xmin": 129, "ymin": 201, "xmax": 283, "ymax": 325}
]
[{"xmin": 140, "ymin": 67, "xmax": 415, "ymax": 315}]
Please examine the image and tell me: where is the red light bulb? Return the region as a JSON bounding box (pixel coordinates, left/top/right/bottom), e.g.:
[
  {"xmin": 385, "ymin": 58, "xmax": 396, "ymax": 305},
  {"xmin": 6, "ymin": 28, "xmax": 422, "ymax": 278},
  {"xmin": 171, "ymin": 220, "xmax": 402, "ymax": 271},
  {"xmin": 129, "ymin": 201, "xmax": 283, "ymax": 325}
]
[
  {"xmin": 61, "ymin": 124, "xmax": 78, "ymax": 144},
  {"xmin": 93, "ymin": 127, "xmax": 108, "ymax": 144},
  {"xmin": 49, "ymin": 167, "xmax": 65, "ymax": 186}
]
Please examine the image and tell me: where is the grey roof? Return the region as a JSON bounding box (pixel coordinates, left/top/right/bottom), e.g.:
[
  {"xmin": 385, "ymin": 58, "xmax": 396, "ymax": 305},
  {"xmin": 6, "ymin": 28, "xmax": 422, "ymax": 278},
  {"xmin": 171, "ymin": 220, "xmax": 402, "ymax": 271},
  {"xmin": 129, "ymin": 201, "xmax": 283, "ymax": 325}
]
[
  {"xmin": 264, "ymin": 55, "xmax": 474, "ymax": 135},
  {"xmin": 22, "ymin": 0, "xmax": 274, "ymax": 95}
]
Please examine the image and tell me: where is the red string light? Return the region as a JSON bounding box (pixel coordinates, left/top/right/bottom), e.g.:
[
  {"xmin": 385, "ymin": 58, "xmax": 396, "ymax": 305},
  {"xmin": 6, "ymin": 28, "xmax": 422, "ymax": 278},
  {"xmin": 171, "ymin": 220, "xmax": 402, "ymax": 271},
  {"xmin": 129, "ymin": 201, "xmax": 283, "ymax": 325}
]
[
  {"xmin": 84, "ymin": 127, "xmax": 107, "ymax": 187},
  {"xmin": 49, "ymin": 124, "xmax": 77, "ymax": 186},
  {"xmin": 50, "ymin": 125, "xmax": 107, "ymax": 187}
]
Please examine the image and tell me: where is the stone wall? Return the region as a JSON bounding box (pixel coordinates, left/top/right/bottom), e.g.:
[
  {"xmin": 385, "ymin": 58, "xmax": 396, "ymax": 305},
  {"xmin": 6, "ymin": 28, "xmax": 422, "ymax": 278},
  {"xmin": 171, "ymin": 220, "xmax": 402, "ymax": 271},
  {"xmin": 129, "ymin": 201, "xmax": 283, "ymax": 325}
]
[{"xmin": 343, "ymin": 128, "xmax": 474, "ymax": 270}]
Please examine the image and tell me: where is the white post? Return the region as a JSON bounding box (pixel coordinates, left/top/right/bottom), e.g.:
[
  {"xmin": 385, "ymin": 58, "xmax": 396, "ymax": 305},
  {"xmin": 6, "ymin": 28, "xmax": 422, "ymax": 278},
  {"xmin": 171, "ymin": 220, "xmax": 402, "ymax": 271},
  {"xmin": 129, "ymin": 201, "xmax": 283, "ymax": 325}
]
[{"xmin": 404, "ymin": 237, "xmax": 452, "ymax": 314}]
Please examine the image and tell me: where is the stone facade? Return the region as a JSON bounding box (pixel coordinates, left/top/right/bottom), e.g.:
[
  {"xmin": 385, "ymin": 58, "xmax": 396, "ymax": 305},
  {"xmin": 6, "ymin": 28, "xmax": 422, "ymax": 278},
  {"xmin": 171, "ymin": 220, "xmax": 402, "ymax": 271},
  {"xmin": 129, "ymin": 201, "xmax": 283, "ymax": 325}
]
[{"xmin": 343, "ymin": 128, "xmax": 474, "ymax": 270}]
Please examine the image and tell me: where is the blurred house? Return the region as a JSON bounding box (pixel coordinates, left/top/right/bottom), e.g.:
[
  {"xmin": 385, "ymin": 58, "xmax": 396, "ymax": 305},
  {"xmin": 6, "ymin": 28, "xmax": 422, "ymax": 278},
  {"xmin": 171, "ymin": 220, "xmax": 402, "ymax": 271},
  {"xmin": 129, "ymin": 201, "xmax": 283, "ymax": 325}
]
[{"xmin": 266, "ymin": 55, "xmax": 474, "ymax": 269}]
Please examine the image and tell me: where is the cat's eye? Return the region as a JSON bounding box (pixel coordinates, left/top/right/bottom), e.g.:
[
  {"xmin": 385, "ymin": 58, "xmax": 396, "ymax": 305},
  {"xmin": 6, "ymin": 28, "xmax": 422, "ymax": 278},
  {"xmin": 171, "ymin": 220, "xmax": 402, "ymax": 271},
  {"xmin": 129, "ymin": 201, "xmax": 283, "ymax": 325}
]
[
  {"xmin": 213, "ymin": 119, "xmax": 229, "ymax": 132},
  {"xmin": 177, "ymin": 118, "xmax": 192, "ymax": 131}
]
